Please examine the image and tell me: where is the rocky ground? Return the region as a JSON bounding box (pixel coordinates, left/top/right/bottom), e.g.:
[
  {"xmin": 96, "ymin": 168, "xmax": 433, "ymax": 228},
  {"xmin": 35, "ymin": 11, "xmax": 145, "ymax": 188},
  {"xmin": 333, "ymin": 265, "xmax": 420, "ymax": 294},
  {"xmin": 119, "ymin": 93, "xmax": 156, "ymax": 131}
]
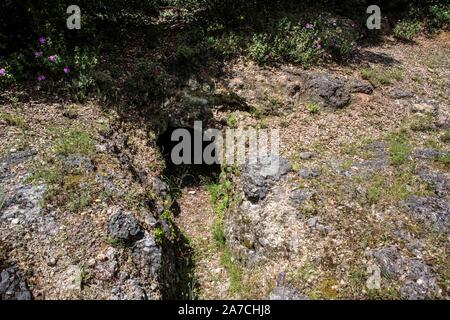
[
  {"xmin": 0, "ymin": 100, "xmax": 192, "ymax": 299},
  {"xmin": 1, "ymin": 32, "xmax": 449, "ymax": 300}
]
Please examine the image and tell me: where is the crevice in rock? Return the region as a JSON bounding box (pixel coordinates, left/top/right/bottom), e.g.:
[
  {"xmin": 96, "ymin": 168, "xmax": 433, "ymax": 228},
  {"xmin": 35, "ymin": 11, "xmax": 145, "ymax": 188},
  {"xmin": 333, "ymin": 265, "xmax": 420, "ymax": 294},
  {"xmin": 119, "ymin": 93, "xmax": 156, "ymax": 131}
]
[
  {"xmin": 156, "ymin": 126, "xmax": 221, "ymax": 189},
  {"xmin": 154, "ymin": 125, "xmax": 225, "ymax": 299}
]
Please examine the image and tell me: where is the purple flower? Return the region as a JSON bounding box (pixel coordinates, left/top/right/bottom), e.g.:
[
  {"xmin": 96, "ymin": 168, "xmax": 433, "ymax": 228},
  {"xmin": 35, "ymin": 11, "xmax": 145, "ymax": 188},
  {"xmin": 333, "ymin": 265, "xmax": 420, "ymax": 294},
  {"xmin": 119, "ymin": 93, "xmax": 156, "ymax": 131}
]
[
  {"xmin": 48, "ymin": 55, "xmax": 57, "ymax": 62},
  {"xmin": 39, "ymin": 37, "xmax": 46, "ymax": 45},
  {"xmin": 63, "ymin": 67, "xmax": 70, "ymax": 74},
  {"xmin": 0, "ymin": 68, "xmax": 6, "ymax": 76},
  {"xmin": 317, "ymin": 43, "xmax": 322, "ymax": 49},
  {"xmin": 305, "ymin": 23, "xmax": 313, "ymax": 29},
  {"xmin": 37, "ymin": 75, "xmax": 46, "ymax": 81},
  {"xmin": 34, "ymin": 51, "xmax": 43, "ymax": 58}
]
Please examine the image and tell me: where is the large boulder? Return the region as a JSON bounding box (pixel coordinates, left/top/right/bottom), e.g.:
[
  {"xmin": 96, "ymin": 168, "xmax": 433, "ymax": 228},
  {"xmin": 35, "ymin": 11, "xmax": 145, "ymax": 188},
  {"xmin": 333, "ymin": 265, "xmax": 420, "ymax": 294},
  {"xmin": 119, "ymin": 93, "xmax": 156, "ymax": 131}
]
[
  {"xmin": 269, "ymin": 286, "xmax": 308, "ymax": 300},
  {"xmin": 0, "ymin": 149, "xmax": 37, "ymax": 167},
  {"xmin": 389, "ymin": 88, "xmax": 414, "ymax": 99},
  {"xmin": 371, "ymin": 246, "xmax": 404, "ymax": 275},
  {"xmin": 304, "ymin": 73, "xmax": 351, "ymax": 109},
  {"xmin": 225, "ymin": 155, "xmax": 314, "ymax": 264}
]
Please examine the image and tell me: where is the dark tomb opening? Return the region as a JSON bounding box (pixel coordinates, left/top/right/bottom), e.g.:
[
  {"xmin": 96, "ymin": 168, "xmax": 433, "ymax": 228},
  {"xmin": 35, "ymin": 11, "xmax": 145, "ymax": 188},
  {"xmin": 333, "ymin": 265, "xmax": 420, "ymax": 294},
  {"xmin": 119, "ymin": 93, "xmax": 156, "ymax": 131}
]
[{"xmin": 156, "ymin": 126, "xmax": 222, "ymax": 189}]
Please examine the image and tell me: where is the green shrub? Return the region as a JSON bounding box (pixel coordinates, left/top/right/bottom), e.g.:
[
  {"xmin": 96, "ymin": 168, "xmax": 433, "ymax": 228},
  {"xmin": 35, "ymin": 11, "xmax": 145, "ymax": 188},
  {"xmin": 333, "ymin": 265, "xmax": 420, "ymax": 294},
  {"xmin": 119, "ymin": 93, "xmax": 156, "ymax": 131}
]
[
  {"xmin": 67, "ymin": 189, "xmax": 91, "ymax": 213},
  {"xmin": 428, "ymin": 5, "xmax": 450, "ymax": 30},
  {"xmin": 393, "ymin": 20, "xmax": 421, "ymax": 41},
  {"xmin": 272, "ymin": 20, "xmax": 322, "ymax": 66},
  {"xmin": 220, "ymin": 248, "xmax": 242, "ymax": 293},
  {"xmin": 368, "ymin": 183, "xmax": 382, "ymax": 204},
  {"xmin": 0, "ymin": 61, "xmax": 15, "ymax": 89},
  {"xmin": 319, "ymin": 19, "xmax": 357, "ymax": 60},
  {"xmin": 155, "ymin": 227, "xmax": 165, "ymax": 245},
  {"xmin": 438, "ymin": 153, "xmax": 450, "ymax": 165},
  {"xmin": 212, "ymin": 221, "xmax": 226, "ymax": 247},
  {"xmin": 247, "ymin": 16, "xmax": 356, "ymax": 67},
  {"xmin": 249, "ymin": 33, "xmax": 270, "ymax": 65},
  {"xmin": 410, "ymin": 113, "xmax": 434, "ymax": 132},
  {"xmin": 69, "ymin": 47, "xmax": 98, "ymax": 102},
  {"xmin": 208, "ymin": 171, "xmax": 232, "ymax": 248},
  {"xmin": 249, "ymin": 23, "xmax": 322, "ymax": 67},
  {"xmin": 0, "ymin": 34, "xmax": 98, "ymax": 100}
]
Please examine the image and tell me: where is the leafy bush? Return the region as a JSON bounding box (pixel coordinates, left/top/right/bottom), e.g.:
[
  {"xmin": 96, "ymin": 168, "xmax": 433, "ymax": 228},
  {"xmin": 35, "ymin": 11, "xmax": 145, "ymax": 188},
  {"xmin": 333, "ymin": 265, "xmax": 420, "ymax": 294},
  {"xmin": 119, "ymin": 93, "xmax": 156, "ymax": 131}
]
[
  {"xmin": 249, "ymin": 34, "xmax": 271, "ymax": 65},
  {"xmin": 0, "ymin": 34, "xmax": 98, "ymax": 101},
  {"xmin": 393, "ymin": 20, "xmax": 421, "ymax": 40},
  {"xmin": 272, "ymin": 19, "xmax": 323, "ymax": 66},
  {"xmin": 0, "ymin": 61, "xmax": 15, "ymax": 89},
  {"xmin": 320, "ymin": 21, "xmax": 357, "ymax": 59},
  {"xmin": 248, "ymin": 16, "xmax": 357, "ymax": 67},
  {"xmin": 0, "ymin": 35, "xmax": 71, "ymax": 88},
  {"xmin": 69, "ymin": 47, "xmax": 98, "ymax": 102},
  {"xmin": 248, "ymin": 19, "xmax": 323, "ymax": 67},
  {"xmin": 428, "ymin": 4, "xmax": 450, "ymax": 31}
]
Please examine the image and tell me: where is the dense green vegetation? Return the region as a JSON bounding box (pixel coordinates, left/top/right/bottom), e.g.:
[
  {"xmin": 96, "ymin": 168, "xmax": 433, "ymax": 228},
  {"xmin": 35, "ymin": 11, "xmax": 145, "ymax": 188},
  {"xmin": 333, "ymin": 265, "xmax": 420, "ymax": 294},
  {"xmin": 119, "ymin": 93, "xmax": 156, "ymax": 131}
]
[{"xmin": 1, "ymin": 1, "xmax": 449, "ymax": 106}]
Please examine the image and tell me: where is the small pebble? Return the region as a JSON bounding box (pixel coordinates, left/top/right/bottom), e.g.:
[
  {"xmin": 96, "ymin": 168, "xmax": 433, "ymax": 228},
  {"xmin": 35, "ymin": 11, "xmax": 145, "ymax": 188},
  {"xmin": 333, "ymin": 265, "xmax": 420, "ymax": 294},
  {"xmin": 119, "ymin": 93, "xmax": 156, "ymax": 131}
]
[
  {"xmin": 299, "ymin": 152, "xmax": 315, "ymax": 160},
  {"xmin": 88, "ymin": 258, "xmax": 96, "ymax": 267},
  {"xmin": 47, "ymin": 257, "xmax": 57, "ymax": 267},
  {"xmin": 307, "ymin": 217, "xmax": 317, "ymax": 227}
]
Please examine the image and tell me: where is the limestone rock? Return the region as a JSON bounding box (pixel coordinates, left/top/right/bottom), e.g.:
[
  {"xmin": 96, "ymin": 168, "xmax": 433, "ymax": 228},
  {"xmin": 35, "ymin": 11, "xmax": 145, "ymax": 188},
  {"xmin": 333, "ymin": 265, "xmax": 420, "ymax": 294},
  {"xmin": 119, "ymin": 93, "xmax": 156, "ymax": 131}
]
[
  {"xmin": 108, "ymin": 211, "xmax": 143, "ymax": 242},
  {"xmin": 401, "ymin": 196, "xmax": 450, "ymax": 234},
  {"xmin": 0, "ymin": 266, "xmax": 32, "ymax": 300},
  {"xmin": 305, "ymin": 73, "xmax": 351, "ymax": 109},
  {"xmin": 242, "ymin": 155, "xmax": 291, "ymax": 203}
]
